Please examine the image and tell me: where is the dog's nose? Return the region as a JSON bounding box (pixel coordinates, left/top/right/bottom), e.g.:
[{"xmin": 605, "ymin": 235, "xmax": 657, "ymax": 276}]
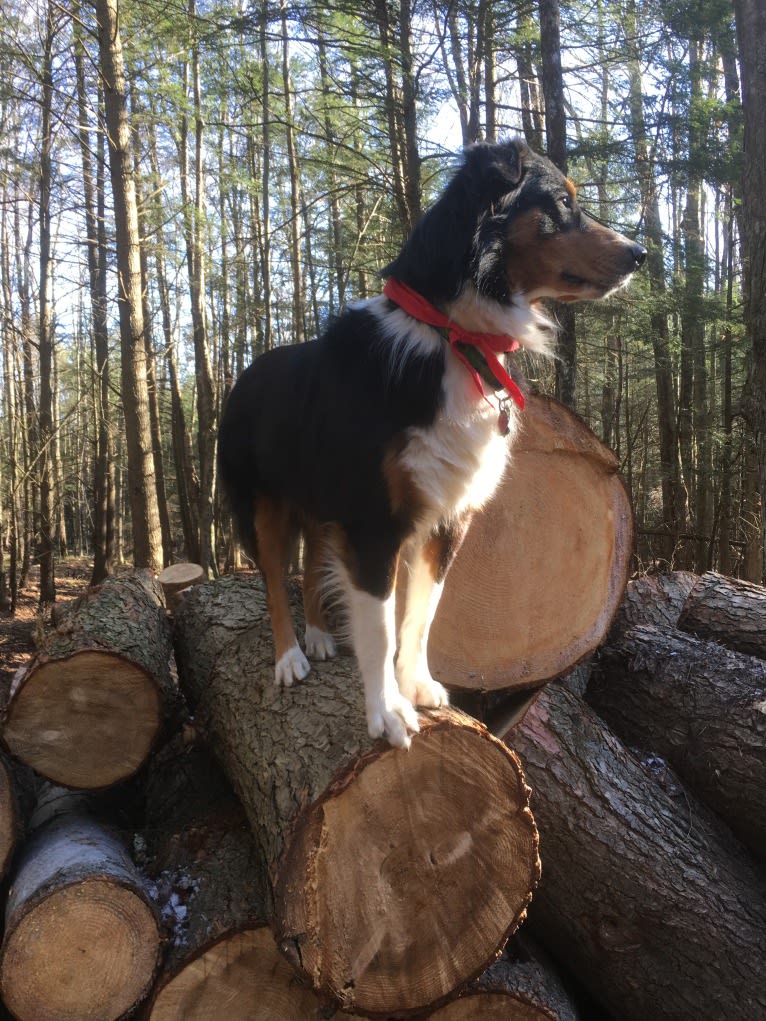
[{"xmin": 631, "ymin": 243, "xmax": 647, "ymax": 268}]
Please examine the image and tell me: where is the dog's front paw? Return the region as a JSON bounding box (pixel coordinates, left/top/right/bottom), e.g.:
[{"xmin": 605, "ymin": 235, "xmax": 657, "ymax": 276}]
[
  {"xmin": 396, "ymin": 661, "xmax": 450, "ymax": 709},
  {"xmin": 304, "ymin": 624, "xmax": 337, "ymax": 661},
  {"xmin": 366, "ymin": 691, "xmax": 420, "ymax": 750},
  {"xmin": 408, "ymin": 676, "xmax": 449, "ymax": 709},
  {"xmin": 275, "ymin": 644, "xmax": 311, "ymax": 688}
]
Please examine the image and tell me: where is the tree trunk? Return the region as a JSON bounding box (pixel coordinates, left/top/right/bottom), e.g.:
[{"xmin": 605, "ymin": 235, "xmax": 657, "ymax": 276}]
[
  {"xmin": 0, "ymin": 750, "xmax": 21, "ymax": 883},
  {"xmin": 96, "ymin": 0, "xmax": 163, "ymax": 571},
  {"xmin": 677, "ymin": 570, "xmax": 766, "ymax": 657},
  {"xmin": 2, "ymin": 571, "xmax": 175, "ymax": 789},
  {"xmin": 538, "ymin": 0, "xmax": 577, "ymax": 410},
  {"xmin": 734, "ymin": 0, "xmax": 766, "ymax": 582},
  {"xmin": 589, "ymin": 622, "xmax": 766, "ymax": 859},
  {"xmin": 499, "ymin": 684, "xmax": 766, "ymax": 1021},
  {"xmin": 73, "ymin": 19, "xmax": 113, "ymax": 586},
  {"xmin": 625, "ymin": 0, "xmax": 685, "ymax": 563},
  {"xmin": 37, "ymin": 0, "xmax": 56, "ymax": 606},
  {"xmin": 0, "ymin": 798, "xmax": 160, "ymax": 1021},
  {"xmin": 174, "ymin": 588, "xmax": 540, "ymax": 1018}
]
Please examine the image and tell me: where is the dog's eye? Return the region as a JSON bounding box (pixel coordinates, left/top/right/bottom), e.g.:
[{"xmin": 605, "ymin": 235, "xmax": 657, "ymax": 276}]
[{"xmin": 560, "ymin": 194, "xmax": 573, "ymax": 209}]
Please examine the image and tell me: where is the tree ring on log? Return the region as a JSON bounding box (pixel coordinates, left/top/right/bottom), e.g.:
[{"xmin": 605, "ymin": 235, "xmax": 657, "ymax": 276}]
[
  {"xmin": 274, "ymin": 710, "xmax": 539, "ymax": 1017},
  {"xmin": 148, "ymin": 926, "xmax": 333, "ymax": 1019},
  {"xmin": 2, "ymin": 650, "xmax": 163, "ymax": 788},
  {"xmin": 429, "ymin": 991, "xmax": 554, "ymax": 1019},
  {"xmin": 428, "ymin": 394, "xmax": 633, "ymax": 691},
  {"xmin": 1, "ymin": 878, "xmax": 159, "ymax": 1021}
]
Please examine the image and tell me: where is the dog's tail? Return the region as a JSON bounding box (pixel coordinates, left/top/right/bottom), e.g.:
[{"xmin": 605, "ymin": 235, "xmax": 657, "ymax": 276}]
[{"xmin": 217, "ymin": 408, "xmax": 259, "ymax": 564}]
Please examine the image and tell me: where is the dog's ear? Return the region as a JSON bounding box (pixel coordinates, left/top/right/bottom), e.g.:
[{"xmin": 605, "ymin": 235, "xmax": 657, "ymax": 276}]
[
  {"xmin": 462, "ymin": 138, "xmax": 527, "ymax": 199},
  {"xmin": 382, "ymin": 139, "xmax": 530, "ymax": 304}
]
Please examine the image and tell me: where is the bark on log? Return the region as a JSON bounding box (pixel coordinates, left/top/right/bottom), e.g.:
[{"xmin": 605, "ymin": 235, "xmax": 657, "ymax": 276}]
[
  {"xmin": 589, "ymin": 623, "xmax": 766, "ymax": 858},
  {"xmin": 428, "ymin": 395, "xmax": 632, "ymax": 692},
  {"xmin": 0, "ymin": 799, "xmax": 161, "ymax": 1021},
  {"xmin": 173, "ymin": 574, "xmax": 303, "ymax": 711},
  {"xmin": 607, "ymin": 570, "xmax": 698, "ymax": 638},
  {"xmin": 0, "ymin": 749, "xmax": 21, "ymax": 882},
  {"xmin": 499, "ymin": 683, "xmax": 766, "ymax": 1021},
  {"xmin": 142, "ymin": 738, "xmax": 301, "ymax": 1019},
  {"xmin": 678, "ymin": 570, "xmax": 766, "ymax": 659},
  {"xmin": 426, "ymin": 932, "xmax": 579, "ymax": 1020},
  {"xmin": 2, "ymin": 571, "xmax": 176, "ymax": 788},
  {"xmin": 183, "ymin": 609, "xmax": 540, "ymax": 1018}
]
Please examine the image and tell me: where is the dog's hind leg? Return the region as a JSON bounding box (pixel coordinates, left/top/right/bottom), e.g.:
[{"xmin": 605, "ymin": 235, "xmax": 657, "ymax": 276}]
[
  {"xmin": 395, "ymin": 521, "xmax": 468, "ymax": 708},
  {"xmin": 302, "ymin": 520, "xmax": 337, "ymax": 661},
  {"xmin": 254, "ymin": 497, "xmax": 311, "ymax": 687}
]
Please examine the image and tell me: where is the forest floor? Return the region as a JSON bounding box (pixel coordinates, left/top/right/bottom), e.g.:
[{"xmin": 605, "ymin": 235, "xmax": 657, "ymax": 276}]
[{"xmin": 0, "ymin": 559, "xmax": 91, "ymax": 694}]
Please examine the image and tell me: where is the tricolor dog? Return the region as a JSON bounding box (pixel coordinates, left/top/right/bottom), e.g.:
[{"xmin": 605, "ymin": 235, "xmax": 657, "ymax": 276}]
[{"xmin": 218, "ymin": 138, "xmax": 645, "ymax": 748}]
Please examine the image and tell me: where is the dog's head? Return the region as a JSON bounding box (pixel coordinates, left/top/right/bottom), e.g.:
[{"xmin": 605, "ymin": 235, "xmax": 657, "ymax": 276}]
[{"xmin": 383, "ymin": 138, "xmax": 646, "ymax": 312}]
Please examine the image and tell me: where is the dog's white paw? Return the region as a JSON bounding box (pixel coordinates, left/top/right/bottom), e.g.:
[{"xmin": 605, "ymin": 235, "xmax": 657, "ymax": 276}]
[
  {"xmin": 366, "ymin": 691, "xmax": 421, "ymax": 749},
  {"xmin": 275, "ymin": 644, "xmax": 311, "ymax": 688},
  {"xmin": 396, "ymin": 657, "xmax": 450, "ymax": 709},
  {"xmin": 406, "ymin": 676, "xmax": 449, "ymax": 709},
  {"xmin": 304, "ymin": 624, "xmax": 337, "ymax": 661}
]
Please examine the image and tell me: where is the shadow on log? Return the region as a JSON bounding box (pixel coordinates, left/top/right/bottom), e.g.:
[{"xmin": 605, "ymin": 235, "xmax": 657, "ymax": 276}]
[
  {"xmin": 498, "ymin": 684, "xmax": 766, "ymax": 1021},
  {"xmin": 589, "ymin": 623, "xmax": 766, "ymax": 859}
]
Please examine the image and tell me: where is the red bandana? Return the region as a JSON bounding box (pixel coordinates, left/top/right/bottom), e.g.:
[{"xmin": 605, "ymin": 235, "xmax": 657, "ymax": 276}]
[{"xmin": 383, "ymin": 277, "xmax": 525, "ymax": 410}]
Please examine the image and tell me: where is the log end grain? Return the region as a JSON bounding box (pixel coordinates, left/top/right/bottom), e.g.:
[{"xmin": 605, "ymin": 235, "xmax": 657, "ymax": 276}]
[
  {"xmin": 147, "ymin": 927, "xmax": 326, "ymax": 1020},
  {"xmin": 275, "ymin": 708, "xmax": 540, "ymax": 1017},
  {"xmin": 428, "ymin": 992, "xmax": 556, "ymax": 1019},
  {"xmin": 0, "ymin": 878, "xmax": 159, "ymax": 1021},
  {"xmin": 3, "ymin": 650, "xmax": 163, "ymax": 788},
  {"xmin": 429, "ymin": 395, "xmax": 633, "ymax": 691}
]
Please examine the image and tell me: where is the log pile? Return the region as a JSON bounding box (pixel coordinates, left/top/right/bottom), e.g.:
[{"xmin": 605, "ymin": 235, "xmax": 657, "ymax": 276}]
[{"xmin": 0, "ymin": 397, "xmax": 765, "ymax": 1019}]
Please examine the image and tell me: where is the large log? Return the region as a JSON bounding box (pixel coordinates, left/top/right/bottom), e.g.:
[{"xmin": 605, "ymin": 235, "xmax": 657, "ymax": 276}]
[
  {"xmin": 588, "ymin": 623, "xmax": 766, "ymax": 858},
  {"xmin": 143, "ymin": 739, "xmax": 339, "ymax": 1020},
  {"xmin": 2, "ymin": 571, "xmax": 176, "ymax": 788},
  {"xmin": 179, "ymin": 606, "xmax": 540, "ymax": 1019},
  {"xmin": 499, "ymin": 684, "xmax": 766, "ymax": 1021},
  {"xmin": 429, "ymin": 395, "xmax": 633, "ymax": 692},
  {"xmin": 0, "ymin": 794, "xmax": 161, "ymax": 1021},
  {"xmin": 678, "ymin": 570, "xmax": 766, "ymax": 658},
  {"xmin": 607, "ymin": 570, "xmax": 698, "ymax": 638}
]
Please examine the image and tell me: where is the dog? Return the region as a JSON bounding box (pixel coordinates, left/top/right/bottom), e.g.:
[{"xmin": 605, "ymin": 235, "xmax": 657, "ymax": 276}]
[{"xmin": 218, "ymin": 138, "xmax": 645, "ymax": 749}]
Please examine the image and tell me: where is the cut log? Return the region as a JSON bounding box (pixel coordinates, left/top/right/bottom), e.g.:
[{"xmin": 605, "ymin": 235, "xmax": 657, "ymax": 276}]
[
  {"xmin": 499, "ymin": 683, "xmax": 766, "ymax": 1021},
  {"xmin": 158, "ymin": 562, "xmax": 205, "ymax": 611},
  {"xmin": 0, "ymin": 750, "xmax": 21, "ymax": 882},
  {"xmin": 0, "ymin": 797, "xmax": 161, "ymax": 1021},
  {"xmin": 428, "ymin": 395, "xmax": 633, "ymax": 692},
  {"xmin": 678, "ymin": 570, "xmax": 766, "ymax": 659},
  {"xmin": 173, "ymin": 573, "xmax": 303, "ymax": 711},
  {"xmin": 588, "ymin": 623, "xmax": 766, "ymax": 858},
  {"xmin": 178, "ymin": 603, "xmax": 540, "ymax": 1019},
  {"xmin": 607, "ymin": 570, "xmax": 698, "ymax": 638},
  {"xmin": 426, "ymin": 932, "xmax": 580, "ymax": 1020},
  {"xmin": 2, "ymin": 571, "xmax": 175, "ymax": 788},
  {"xmin": 143, "ymin": 739, "xmax": 337, "ymax": 1019}
]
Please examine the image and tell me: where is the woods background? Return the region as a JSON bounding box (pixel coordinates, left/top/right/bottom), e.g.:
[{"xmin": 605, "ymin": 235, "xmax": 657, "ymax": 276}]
[{"xmin": 1, "ymin": 0, "xmax": 765, "ymax": 607}]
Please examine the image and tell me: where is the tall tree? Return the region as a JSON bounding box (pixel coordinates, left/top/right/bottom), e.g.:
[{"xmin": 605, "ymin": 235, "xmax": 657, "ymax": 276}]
[
  {"xmin": 37, "ymin": 0, "xmax": 57, "ymax": 606},
  {"xmin": 538, "ymin": 0, "xmax": 577, "ymax": 409},
  {"xmin": 733, "ymin": 0, "xmax": 766, "ymax": 582},
  {"xmin": 96, "ymin": 0, "xmax": 163, "ymax": 570}
]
